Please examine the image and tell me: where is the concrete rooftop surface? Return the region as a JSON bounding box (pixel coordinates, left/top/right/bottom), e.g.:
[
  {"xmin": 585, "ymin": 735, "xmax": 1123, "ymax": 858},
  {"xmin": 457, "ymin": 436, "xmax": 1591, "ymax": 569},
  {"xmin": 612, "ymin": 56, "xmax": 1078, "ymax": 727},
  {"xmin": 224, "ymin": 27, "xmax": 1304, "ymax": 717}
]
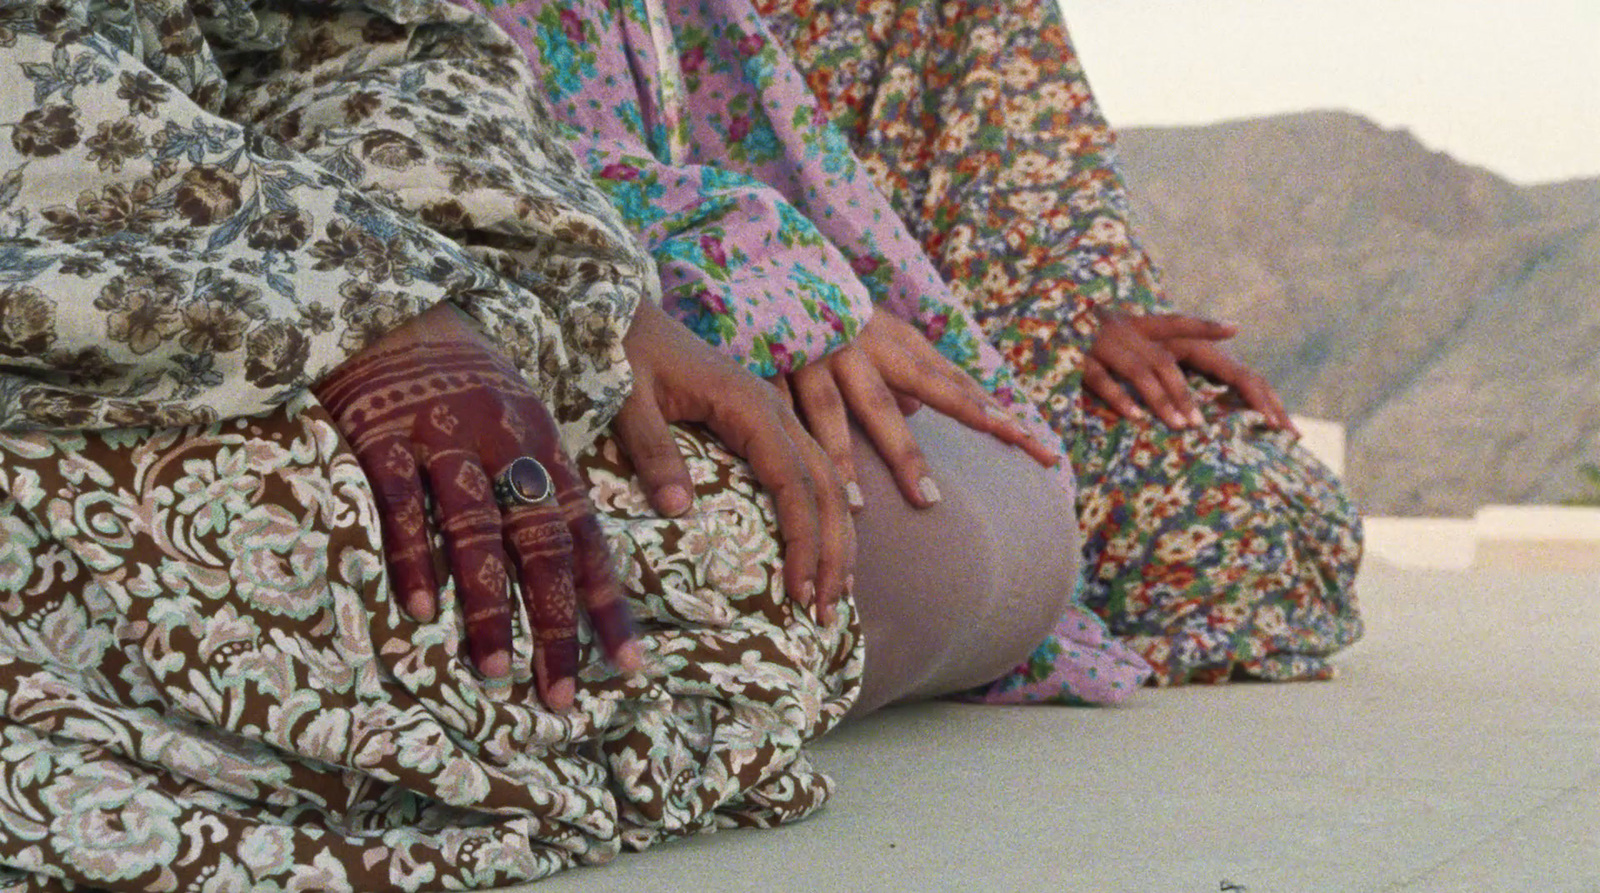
[{"xmin": 509, "ymin": 561, "xmax": 1600, "ymax": 892}]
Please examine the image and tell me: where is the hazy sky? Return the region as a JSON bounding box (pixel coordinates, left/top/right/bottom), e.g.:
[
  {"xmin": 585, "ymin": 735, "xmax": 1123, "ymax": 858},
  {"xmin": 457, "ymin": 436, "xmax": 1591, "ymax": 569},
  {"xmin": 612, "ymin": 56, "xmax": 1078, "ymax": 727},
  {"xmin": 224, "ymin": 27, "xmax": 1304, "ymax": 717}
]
[{"xmin": 1055, "ymin": 0, "xmax": 1600, "ymax": 184}]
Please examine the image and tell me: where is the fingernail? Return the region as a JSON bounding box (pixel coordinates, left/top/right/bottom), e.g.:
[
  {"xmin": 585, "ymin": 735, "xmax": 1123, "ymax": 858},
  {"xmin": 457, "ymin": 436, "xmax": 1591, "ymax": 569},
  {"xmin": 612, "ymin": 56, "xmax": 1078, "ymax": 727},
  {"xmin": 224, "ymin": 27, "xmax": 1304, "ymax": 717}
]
[
  {"xmin": 547, "ymin": 678, "xmax": 576, "ymax": 711},
  {"xmin": 407, "ymin": 590, "xmax": 435, "ymax": 621},
  {"xmin": 656, "ymin": 483, "xmax": 693, "ymax": 516},
  {"xmin": 845, "ymin": 573, "xmax": 855, "ymax": 597},
  {"xmin": 614, "ymin": 640, "xmax": 644, "ymax": 672},
  {"xmin": 844, "ymin": 481, "xmax": 864, "ymax": 510},
  {"xmin": 479, "ymin": 650, "xmax": 511, "ymax": 679},
  {"xmin": 917, "ymin": 476, "xmax": 942, "ymax": 505},
  {"xmin": 1188, "ymin": 409, "xmax": 1204, "ymax": 426},
  {"xmin": 1128, "ymin": 405, "xmax": 1148, "ymax": 420},
  {"xmin": 819, "ymin": 600, "xmax": 836, "ymax": 625},
  {"xmin": 800, "ymin": 580, "xmax": 816, "ymax": 605}
]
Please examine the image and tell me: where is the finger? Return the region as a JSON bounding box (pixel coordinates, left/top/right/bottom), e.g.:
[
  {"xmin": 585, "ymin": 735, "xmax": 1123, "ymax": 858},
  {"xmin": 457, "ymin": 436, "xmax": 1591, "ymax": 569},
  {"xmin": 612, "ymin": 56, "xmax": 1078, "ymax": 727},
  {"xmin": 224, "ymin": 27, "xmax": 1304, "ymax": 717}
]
[
  {"xmin": 1082, "ymin": 357, "xmax": 1146, "ymax": 422},
  {"xmin": 1128, "ymin": 313, "xmax": 1237, "ymax": 343},
  {"xmin": 1100, "ymin": 342, "xmax": 1194, "ymax": 429},
  {"xmin": 783, "ymin": 411, "xmax": 855, "ymax": 622},
  {"xmin": 501, "ymin": 502, "xmax": 580, "ymax": 710},
  {"xmin": 613, "ymin": 381, "xmax": 696, "ymax": 516},
  {"xmin": 877, "ymin": 343, "xmax": 1060, "ymax": 467},
  {"xmin": 564, "ymin": 505, "xmax": 641, "ymax": 670},
  {"xmin": 987, "ymin": 404, "xmax": 1062, "ymax": 466},
  {"xmin": 415, "ymin": 412, "xmax": 516, "ymax": 682},
  {"xmin": 543, "ymin": 453, "xmax": 640, "ymax": 672},
  {"xmin": 831, "ymin": 349, "xmax": 940, "ymax": 508},
  {"xmin": 1146, "ymin": 343, "xmax": 1204, "ymax": 428},
  {"xmin": 928, "ymin": 362, "xmax": 1062, "ymax": 465},
  {"xmin": 768, "ymin": 372, "xmax": 795, "ymax": 409},
  {"xmin": 791, "ymin": 362, "xmax": 865, "ymax": 511},
  {"xmin": 492, "ymin": 398, "xmax": 640, "ymax": 686},
  {"xmin": 1238, "ymin": 375, "xmax": 1295, "ymax": 432},
  {"xmin": 351, "ymin": 430, "xmax": 439, "ymax": 622},
  {"xmin": 1172, "ymin": 340, "xmax": 1295, "ymax": 432},
  {"xmin": 702, "ymin": 385, "xmax": 827, "ymax": 608}
]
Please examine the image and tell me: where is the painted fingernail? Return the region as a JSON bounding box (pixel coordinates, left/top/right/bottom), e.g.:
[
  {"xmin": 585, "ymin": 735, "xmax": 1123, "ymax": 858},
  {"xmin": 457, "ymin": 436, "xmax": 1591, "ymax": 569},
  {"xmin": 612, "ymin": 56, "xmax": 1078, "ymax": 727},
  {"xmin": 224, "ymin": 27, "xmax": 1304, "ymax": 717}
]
[
  {"xmin": 917, "ymin": 476, "xmax": 942, "ymax": 505},
  {"xmin": 547, "ymin": 678, "xmax": 576, "ymax": 711},
  {"xmin": 479, "ymin": 650, "xmax": 511, "ymax": 679},
  {"xmin": 656, "ymin": 483, "xmax": 693, "ymax": 517},
  {"xmin": 407, "ymin": 590, "xmax": 435, "ymax": 621},
  {"xmin": 614, "ymin": 639, "xmax": 644, "ymax": 672},
  {"xmin": 844, "ymin": 481, "xmax": 864, "ymax": 510}
]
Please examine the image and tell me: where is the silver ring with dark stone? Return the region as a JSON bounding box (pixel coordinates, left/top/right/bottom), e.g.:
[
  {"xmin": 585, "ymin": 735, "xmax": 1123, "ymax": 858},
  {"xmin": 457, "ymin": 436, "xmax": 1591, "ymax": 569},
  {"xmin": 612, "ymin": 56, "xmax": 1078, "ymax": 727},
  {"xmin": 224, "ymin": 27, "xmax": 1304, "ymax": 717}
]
[{"xmin": 493, "ymin": 456, "xmax": 554, "ymax": 507}]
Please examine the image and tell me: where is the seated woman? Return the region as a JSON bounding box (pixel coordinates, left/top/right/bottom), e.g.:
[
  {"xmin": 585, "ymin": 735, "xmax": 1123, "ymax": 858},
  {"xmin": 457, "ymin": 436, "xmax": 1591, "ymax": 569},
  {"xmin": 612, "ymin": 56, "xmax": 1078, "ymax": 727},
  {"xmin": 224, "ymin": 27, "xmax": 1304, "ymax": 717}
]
[
  {"xmin": 759, "ymin": 0, "xmax": 1364, "ymax": 684},
  {"xmin": 458, "ymin": 0, "xmax": 1156, "ymax": 710}
]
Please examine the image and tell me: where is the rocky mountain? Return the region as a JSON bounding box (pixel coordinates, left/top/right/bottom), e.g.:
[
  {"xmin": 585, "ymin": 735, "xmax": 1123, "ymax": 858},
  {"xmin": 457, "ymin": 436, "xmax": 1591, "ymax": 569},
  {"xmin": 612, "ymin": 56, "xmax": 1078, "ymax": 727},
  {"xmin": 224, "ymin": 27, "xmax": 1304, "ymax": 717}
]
[{"xmin": 1115, "ymin": 111, "xmax": 1600, "ymax": 516}]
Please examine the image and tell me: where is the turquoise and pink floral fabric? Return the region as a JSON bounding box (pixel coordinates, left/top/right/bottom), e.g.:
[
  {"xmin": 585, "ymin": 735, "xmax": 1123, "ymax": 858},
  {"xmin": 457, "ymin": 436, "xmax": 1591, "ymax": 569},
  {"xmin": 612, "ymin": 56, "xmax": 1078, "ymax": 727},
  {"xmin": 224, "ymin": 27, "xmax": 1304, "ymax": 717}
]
[{"xmin": 470, "ymin": 0, "xmax": 1361, "ymax": 689}]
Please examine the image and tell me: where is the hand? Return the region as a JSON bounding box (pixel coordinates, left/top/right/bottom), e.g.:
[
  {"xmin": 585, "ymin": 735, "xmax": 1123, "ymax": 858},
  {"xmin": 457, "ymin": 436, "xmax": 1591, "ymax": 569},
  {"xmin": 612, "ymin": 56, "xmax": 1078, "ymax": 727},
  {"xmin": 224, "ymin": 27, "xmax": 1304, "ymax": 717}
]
[
  {"xmin": 1082, "ymin": 309, "xmax": 1281, "ymax": 431},
  {"xmin": 775, "ymin": 310, "xmax": 1059, "ymax": 511},
  {"xmin": 613, "ymin": 300, "xmax": 855, "ymax": 622},
  {"xmin": 1159, "ymin": 336, "xmax": 1297, "ymax": 433},
  {"xmin": 313, "ymin": 304, "xmax": 639, "ymax": 710}
]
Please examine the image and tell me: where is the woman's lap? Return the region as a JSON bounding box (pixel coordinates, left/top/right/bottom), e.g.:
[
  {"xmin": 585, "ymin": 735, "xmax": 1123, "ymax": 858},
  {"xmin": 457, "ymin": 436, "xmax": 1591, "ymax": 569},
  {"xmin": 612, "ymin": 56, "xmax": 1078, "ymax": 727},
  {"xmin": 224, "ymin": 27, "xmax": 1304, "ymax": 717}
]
[
  {"xmin": 0, "ymin": 397, "xmax": 857, "ymax": 890},
  {"xmin": 1074, "ymin": 396, "xmax": 1364, "ymax": 683}
]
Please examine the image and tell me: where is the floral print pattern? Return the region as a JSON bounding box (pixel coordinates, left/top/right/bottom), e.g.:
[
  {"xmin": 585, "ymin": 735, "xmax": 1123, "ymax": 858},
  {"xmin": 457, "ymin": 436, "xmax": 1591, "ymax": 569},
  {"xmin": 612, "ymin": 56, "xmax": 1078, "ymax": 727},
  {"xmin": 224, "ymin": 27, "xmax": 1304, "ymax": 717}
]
[
  {"xmin": 0, "ymin": 1, "xmax": 859, "ymax": 888},
  {"xmin": 760, "ymin": 0, "xmax": 1364, "ymax": 684},
  {"xmin": 459, "ymin": 0, "xmax": 1028, "ymax": 398},
  {"xmin": 0, "ymin": 0, "xmax": 647, "ymax": 452},
  {"xmin": 0, "ymin": 397, "xmax": 858, "ymax": 891},
  {"xmin": 461, "ymin": 0, "xmax": 1153, "ymax": 704}
]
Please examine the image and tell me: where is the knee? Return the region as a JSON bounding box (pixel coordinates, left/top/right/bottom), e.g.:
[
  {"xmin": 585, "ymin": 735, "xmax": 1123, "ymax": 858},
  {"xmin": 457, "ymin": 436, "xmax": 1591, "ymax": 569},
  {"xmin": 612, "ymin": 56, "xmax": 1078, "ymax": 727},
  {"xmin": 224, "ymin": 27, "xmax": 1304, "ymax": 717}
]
[
  {"xmin": 849, "ymin": 411, "xmax": 1081, "ymax": 706},
  {"xmin": 934, "ymin": 417, "xmax": 1080, "ymax": 685}
]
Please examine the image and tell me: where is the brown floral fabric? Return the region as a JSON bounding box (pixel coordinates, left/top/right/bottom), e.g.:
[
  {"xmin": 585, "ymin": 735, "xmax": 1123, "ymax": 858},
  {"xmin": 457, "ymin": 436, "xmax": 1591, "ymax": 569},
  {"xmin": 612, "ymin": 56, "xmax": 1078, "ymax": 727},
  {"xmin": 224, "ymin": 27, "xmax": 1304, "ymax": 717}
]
[
  {"xmin": 0, "ymin": 0, "xmax": 648, "ymax": 450},
  {"xmin": 0, "ymin": 396, "xmax": 859, "ymax": 891}
]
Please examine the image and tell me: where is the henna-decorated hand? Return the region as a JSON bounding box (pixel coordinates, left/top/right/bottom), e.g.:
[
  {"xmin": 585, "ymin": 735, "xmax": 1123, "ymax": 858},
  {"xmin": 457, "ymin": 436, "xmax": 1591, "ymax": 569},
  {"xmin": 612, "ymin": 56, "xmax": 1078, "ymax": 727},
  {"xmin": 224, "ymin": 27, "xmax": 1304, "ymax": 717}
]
[
  {"xmin": 773, "ymin": 310, "xmax": 1059, "ymax": 512},
  {"xmin": 313, "ymin": 303, "xmax": 639, "ymax": 710}
]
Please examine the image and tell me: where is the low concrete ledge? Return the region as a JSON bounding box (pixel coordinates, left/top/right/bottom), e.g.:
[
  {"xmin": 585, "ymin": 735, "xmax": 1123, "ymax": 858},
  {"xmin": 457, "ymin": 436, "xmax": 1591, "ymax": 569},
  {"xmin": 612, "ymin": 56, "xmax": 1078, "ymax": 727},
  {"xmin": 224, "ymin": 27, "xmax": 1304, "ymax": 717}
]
[
  {"xmin": 1476, "ymin": 504, "xmax": 1600, "ymax": 540},
  {"xmin": 1364, "ymin": 505, "xmax": 1600, "ymax": 572},
  {"xmin": 1475, "ymin": 505, "xmax": 1600, "ymax": 571},
  {"xmin": 1290, "ymin": 414, "xmax": 1345, "ymax": 476},
  {"xmin": 1363, "ymin": 516, "xmax": 1478, "ymax": 570}
]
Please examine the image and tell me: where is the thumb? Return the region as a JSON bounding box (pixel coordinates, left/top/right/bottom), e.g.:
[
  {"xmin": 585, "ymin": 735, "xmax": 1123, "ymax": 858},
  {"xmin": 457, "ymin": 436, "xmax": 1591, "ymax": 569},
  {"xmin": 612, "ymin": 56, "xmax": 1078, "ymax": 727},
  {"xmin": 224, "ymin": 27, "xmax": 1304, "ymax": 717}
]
[{"xmin": 612, "ymin": 381, "xmax": 695, "ymax": 517}]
